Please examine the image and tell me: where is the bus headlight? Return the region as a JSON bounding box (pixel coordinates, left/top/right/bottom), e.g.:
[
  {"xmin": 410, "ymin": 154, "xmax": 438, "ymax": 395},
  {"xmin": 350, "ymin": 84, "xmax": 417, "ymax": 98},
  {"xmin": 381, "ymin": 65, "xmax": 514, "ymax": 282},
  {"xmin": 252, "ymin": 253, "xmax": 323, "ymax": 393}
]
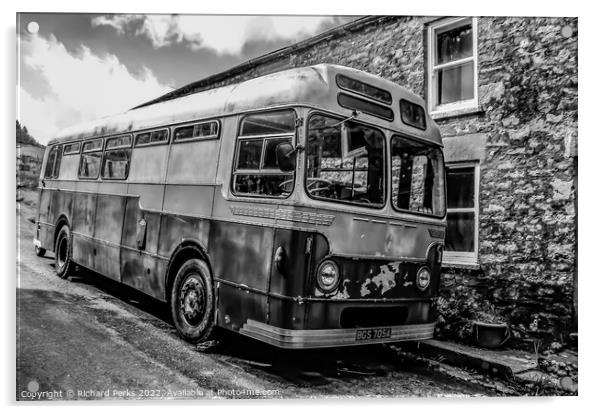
[
  {"xmin": 416, "ymin": 266, "xmax": 431, "ymax": 291},
  {"xmin": 316, "ymin": 260, "xmax": 340, "ymax": 293}
]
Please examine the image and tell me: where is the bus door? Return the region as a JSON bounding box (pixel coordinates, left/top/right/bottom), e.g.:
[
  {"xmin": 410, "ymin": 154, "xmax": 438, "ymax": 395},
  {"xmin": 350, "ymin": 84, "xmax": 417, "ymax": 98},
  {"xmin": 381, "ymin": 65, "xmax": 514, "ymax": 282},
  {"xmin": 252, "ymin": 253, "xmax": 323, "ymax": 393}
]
[
  {"xmin": 37, "ymin": 145, "xmax": 62, "ymax": 249},
  {"xmin": 92, "ymin": 136, "xmax": 133, "ymax": 281}
]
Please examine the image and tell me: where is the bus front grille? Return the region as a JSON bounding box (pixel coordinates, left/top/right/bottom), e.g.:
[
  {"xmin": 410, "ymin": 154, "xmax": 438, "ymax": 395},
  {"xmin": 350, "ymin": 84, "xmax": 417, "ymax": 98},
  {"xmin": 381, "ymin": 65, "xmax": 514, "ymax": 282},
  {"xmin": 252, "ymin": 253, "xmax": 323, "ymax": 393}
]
[{"xmin": 339, "ymin": 306, "xmax": 408, "ymax": 328}]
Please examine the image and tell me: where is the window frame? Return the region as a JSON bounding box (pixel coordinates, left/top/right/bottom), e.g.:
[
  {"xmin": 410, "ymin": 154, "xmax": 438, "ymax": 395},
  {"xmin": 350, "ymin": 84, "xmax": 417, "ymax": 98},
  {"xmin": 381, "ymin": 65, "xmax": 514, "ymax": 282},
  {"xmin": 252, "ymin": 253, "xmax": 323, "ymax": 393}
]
[
  {"xmin": 173, "ymin": 120, "xmax": 220, "ymax": 143},
  {"xmin": 230, "ymin": 109, "xmax": 297, "ymax": 199},
  {"xmin": 101, "ymin": 135, "xmax": 133, "ymax": 180},
  {"xmin": 134, "ymin": 128, "xmax": 170, "ymax": 147},
  {"xmin": 337, "ymin": 93, "xmax": 395, "ymax": 122},
  {"xmin": 44, "ymin": 145, "xmax": 63, "ymax": 179},
  {"xmin": 399, "ymin": 99, "xmax": 427, "ymax": 131},
  {"xmin": 78, "ymin": 138, "xmax": 104, "ymax": 180},
  {"xmin": 442, "ymin": 161, "xmax": 480, "ymax": 266},
  {"xmin": 304, "ymin": 110, "xmax": 388, "ymax": 210},
  {"xmin": 62, "ymin": 142, "xmax": 81, "ymax": 155},
  {"xmin": 426, "ymin": 17, "xmax": 479, "ymax": 115},
  {"xmin": 335, "ymin": 74, "xmax": 393, "ymax": 105},
  {"xmin": 389, "ymin": 133, "xmax": 446, "ymax": 219}
]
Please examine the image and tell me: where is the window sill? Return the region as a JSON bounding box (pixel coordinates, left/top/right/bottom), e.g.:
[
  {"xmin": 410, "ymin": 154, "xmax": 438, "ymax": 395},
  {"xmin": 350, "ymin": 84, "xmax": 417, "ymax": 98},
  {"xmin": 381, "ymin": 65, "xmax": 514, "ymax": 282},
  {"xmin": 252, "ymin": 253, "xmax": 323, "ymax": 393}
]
[
  {"xmin": 441, "ymin": 261, "xmax": 481, "ymax": 271},
  {"xmin": 431, "ymin": 105, "xmax": 484, "ymax": 121}
]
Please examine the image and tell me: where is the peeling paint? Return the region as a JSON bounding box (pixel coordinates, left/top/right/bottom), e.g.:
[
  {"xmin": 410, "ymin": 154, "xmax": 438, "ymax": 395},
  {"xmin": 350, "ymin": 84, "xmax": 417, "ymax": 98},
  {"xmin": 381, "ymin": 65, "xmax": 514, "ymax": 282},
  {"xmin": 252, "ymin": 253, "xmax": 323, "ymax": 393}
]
[
  {"xmin": 370, "ymin": 262, "xmax": 399, "ymax": 295},
  {"xmin": 331, "ymin": 279, "xmax": 351, "ymax": 299},
  {"xmin": 360, "ymin": 278, "xmax": 371, "ymax": 297}
]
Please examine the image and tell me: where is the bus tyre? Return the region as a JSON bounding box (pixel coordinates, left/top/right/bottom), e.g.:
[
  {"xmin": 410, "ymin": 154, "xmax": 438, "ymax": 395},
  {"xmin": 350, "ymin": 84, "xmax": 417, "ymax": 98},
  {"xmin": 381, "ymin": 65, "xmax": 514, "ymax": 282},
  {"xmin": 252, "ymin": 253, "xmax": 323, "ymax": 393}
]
[
  {"xmin": 170, "ymin": 258, "xmax": 215, "ymax": 343},
  {"xmin": 35, "ymin": 246, "xmax": 46, "ymax": 257},
  {"xmin": 55, "ymin": 225, "xmax": 75, "ymax": 278}
]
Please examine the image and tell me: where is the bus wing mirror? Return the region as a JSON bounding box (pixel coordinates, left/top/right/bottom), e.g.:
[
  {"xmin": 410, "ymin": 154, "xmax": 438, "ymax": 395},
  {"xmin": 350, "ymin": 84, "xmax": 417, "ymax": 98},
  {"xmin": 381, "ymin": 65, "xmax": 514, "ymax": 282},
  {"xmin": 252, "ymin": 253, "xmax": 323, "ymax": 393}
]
[{"xmin": 275, "ymin": 142, "xmax": 296, "ymax": 172}]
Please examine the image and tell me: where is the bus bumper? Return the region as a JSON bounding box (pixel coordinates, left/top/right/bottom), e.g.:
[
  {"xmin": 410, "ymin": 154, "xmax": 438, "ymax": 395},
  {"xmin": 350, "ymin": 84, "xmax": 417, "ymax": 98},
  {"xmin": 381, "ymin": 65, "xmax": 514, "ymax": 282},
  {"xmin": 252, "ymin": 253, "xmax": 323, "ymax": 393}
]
[{"xmin": 239, "ymin": 319, "xmax": 436, "ymax": 349}]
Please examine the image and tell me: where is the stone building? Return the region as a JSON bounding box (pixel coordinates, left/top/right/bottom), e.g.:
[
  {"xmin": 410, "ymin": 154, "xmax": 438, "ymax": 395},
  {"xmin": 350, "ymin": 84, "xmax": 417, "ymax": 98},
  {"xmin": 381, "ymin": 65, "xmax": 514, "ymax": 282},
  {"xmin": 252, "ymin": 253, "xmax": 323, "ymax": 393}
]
[{"xmin": 143, "ymin": 16, "xmax": 578, "ymax": 345}]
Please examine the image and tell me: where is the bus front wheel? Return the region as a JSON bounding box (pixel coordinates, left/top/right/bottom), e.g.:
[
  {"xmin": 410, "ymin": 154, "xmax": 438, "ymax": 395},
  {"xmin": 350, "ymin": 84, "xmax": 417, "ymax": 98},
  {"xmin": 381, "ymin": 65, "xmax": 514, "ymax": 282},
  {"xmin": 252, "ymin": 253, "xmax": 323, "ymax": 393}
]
[
  {"xmin": 35, "ymin": 246, "xmax": 46, "ymax": 257},
  {"xmin": 54, "ymin": 225, "xmax": 75, "ymax": 278},
  {"xmin": 170, "ymin": 258, "xmax": 215, "ymax": 343}
]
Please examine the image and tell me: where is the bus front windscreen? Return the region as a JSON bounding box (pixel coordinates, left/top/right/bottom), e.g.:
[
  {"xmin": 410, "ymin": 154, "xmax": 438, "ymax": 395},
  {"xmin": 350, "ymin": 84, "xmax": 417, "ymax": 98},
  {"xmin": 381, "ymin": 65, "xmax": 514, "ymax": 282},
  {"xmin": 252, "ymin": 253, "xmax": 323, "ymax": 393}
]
[
  {"xmin": 391, "ymin": 135, "xmax": 446, "ymax": 217},
  {"xmin": 306, "ymin": 114, "xmax": 385, "ymax": 207}
]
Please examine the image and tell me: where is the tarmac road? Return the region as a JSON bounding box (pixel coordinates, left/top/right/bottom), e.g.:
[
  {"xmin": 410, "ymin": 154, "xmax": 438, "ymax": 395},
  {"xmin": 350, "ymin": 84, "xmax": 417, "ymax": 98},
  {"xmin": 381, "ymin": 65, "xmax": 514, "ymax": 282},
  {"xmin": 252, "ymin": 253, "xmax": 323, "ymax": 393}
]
[{"xmin": 16, "ymin": 188, "xmax": 496, "ymax": 400}]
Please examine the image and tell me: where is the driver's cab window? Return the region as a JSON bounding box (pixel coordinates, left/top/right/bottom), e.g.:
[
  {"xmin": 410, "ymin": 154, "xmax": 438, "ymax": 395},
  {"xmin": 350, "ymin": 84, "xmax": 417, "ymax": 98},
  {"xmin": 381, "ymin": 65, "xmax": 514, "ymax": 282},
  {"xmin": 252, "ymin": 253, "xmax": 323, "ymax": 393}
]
[
  {"xmin": 232, "ymin": 110, "xmax": 295, "ymax": 197},
  {"xmin": 306, "ymin": 114, "xmax": 385, "ymax": 207}
]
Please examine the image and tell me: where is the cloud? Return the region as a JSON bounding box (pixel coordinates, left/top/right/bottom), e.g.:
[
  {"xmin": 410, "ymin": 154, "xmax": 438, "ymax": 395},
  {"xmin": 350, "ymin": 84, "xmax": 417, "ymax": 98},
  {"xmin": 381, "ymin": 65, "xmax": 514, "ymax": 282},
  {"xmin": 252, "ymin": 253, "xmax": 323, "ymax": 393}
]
[
  {"xmin": 91, "ymin": 14, "xmax": 347, "ymax": 55},
  {"xmin": 18, "ymin": 33, "xmax": 171, "ymax": 144}
]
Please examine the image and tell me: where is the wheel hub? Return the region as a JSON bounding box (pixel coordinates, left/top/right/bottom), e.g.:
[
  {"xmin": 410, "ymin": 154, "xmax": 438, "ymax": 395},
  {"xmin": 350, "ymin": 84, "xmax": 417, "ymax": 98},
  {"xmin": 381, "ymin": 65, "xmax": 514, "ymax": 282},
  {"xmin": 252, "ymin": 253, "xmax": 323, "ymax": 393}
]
[{"xmin": 179, "ymin": 275, "xmax": 205, "ymax": 326}]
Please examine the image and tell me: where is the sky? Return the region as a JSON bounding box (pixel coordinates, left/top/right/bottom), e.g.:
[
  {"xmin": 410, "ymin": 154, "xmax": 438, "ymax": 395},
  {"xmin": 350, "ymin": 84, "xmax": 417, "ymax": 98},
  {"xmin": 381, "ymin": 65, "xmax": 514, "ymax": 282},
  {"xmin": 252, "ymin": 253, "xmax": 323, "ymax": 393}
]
[{"xmin": 17, "ymin": 13, "xmax": 356, "ymax": 145}]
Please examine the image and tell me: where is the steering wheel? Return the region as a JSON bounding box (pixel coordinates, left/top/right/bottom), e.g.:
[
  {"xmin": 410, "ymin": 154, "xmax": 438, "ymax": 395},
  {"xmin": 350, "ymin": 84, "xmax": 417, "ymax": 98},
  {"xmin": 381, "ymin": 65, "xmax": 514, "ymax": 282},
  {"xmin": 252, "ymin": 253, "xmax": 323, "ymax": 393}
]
[
  {"xmin": 306, "ymin": 178, "xmax": 333, "ymax": 195},
  {"xmin": 278, "ymin": 179, "xmax": 294, "ymax": 192}
]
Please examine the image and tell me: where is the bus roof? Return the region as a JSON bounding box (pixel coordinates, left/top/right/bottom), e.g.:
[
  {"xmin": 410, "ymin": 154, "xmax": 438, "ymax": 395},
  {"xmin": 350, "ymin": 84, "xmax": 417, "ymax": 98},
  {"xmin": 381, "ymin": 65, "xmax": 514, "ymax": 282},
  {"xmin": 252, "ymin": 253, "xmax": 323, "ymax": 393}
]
[{"xmin": 49, "ymin": 64, "xmax": 442, "ymax": 146}]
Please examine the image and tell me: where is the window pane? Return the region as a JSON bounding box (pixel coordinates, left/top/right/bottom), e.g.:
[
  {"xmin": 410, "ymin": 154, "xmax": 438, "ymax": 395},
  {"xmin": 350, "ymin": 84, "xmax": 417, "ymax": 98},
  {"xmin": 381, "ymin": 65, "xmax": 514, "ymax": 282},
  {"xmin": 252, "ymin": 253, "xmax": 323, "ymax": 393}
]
[
  {"xmin": 102, "ymin": 149, "xmax": 131, "ymax": 179},
  {"xmin": 306, "ymin": 115, "xmax": 385, "ymax": 206},
  {"xmin": 106, "ymin": 135, "xmax": 131, "ymax": 149},
  {"xmin": 53, "ymin": 147, "xmax": 63, "ymax": 178},
  {"xmin": 445, "ymin": 212, "xmax": 475, "ymax": 252},
  {"xmin": 44, "ymin": 147, "xmax": 57, "ymax": 178},
  {"xmin": 63, "ymin": 143, "xmax": 80, "ymax": 155},
  {"xmin": 174, "ymin": 121, "xmax": 218, "ymax": 141},
  {"xmin": 336, "ymin": 74, "xmax": 392, "ymax": 104},
  {"xmin": 391, "ymin": 136, "xmax": 446, "ymax": 216},
  {"xmin": 79, "ymin": 152, "xmax": 101, "ymax": 178},
  {"xmin": 240, "ymin": 111, "xmax": 295, "ymax": 136},
  {"xmin": 436, "ymin": 23, "xmax": 473, "ymax": 65},
  {"xmin": 136, "ymin": 130, "xmax": 168, "ymax": 146},
  {"xmin": 400, "ymin": 100, "xmax": 426, "ymax": 130},
  {"xmin": 446, "ymin": 167, "xmax": 475, "ymax": 208},
  {"xmin": 236, "ymin": 139, "xmax": 263, "ymax": 169},
  {"xmin": 150, "ymin": 129, "xmax": 168, "ymax": 143},
  {"xmin": 136, "ymin": 132, "xmax": 151, "ymax": 145},
  {"xmin": 233, "ymin": 174, "xmax": 292, "ymax": 197},
  {"xmin": 436, "ymin": 61, "xmax": 474, "ymax": 105},
  {"xmin": 337, "ymin": 93, "xmax": 394, "ymax": 121},
  {"xmin": 82, "ymin": 139, "xmax": 103, "ymax": 152},
  {"xmin": 262, "ymin": 137, "xmax": 291, "ymax": 169}
]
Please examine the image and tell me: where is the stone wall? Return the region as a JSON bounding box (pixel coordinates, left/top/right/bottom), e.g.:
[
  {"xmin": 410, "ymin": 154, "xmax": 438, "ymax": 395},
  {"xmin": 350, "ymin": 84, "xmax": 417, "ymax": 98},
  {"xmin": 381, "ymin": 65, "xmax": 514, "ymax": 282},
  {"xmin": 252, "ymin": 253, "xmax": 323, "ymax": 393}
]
[
  {"xmin": 185, "ymin": 16, "xmax": 578, "ymax": 345},
  {"xmin": 435, "ymin": 17, "xmax": 577, "ymax": 345}
]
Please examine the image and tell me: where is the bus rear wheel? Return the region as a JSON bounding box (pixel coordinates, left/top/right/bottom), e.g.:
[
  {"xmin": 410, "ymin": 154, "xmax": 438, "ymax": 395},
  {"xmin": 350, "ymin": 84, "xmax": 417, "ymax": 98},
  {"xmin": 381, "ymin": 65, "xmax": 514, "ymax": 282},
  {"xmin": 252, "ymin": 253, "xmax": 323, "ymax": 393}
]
[
  {"xmin": 170, "ymin": 258, "xmax": 215, "ymax": 343},
  {"xmin": 54, "ymin": 225, "xmax": 75, "ymax": 278},
  {"xmin": 35, "ymin": 246, "xmax": 46, "ymax": 257}
]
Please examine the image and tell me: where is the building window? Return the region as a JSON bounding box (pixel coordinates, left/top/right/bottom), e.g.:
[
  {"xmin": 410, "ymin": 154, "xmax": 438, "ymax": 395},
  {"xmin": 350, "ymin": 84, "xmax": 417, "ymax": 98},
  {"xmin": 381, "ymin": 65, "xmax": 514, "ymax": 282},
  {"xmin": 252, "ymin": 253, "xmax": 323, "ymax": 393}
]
[
  {"xmin": 427, "ymin": 17, "xmax": 478, "ymax": 114},
  {"xmin": 443, "ymin": 162, "xmax": 479, "ymax": 265}
]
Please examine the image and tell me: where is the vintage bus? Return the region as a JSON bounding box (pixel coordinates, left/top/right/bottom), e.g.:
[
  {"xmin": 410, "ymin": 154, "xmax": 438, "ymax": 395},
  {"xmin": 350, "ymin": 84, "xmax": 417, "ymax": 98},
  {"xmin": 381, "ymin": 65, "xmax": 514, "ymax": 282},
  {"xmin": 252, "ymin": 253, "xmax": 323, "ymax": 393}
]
[{"xmin": 34, "ymin": 64, "xmax": 446, "ymax": 349}]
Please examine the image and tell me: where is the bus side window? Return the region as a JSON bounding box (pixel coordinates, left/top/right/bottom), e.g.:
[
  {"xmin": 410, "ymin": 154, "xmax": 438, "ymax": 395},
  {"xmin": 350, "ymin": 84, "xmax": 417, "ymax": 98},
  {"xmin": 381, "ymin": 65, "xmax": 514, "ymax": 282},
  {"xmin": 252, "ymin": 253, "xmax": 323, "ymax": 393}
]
[
  {"xmin": 44, "ymin": 145, "xmax": 62, "ymax": 179},
  {"xmin": 102, "ymin": 135, "xmax": 132, "ymax": 180},
  {"xmin": 232, "ymin": 110, "xmax": 296, "ymax": 197},
  {"xmin": 79, "ymin": 138, "xmax": 103, "ymax": 179}
]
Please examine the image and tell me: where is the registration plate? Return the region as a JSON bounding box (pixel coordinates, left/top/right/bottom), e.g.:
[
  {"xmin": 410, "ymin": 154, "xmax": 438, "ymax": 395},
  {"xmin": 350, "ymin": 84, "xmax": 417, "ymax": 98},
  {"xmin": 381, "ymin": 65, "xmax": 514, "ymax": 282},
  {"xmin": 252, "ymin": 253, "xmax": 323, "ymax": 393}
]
[{"xmin": 355, "ymin": 327, "xmax": 392, "ymax": 341}]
